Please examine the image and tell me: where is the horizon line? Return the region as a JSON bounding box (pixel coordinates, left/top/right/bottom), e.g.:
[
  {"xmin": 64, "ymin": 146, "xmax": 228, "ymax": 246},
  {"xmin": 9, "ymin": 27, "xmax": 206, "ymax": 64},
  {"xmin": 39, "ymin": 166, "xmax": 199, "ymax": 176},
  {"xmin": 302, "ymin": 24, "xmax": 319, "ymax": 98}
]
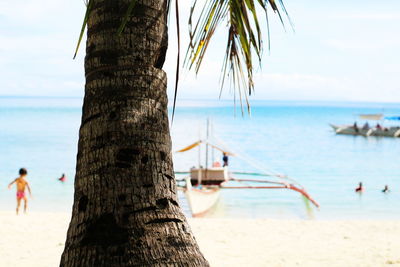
[{"xmin": 1, "ymin": 95, "xmax": 400, "ymax": 106}]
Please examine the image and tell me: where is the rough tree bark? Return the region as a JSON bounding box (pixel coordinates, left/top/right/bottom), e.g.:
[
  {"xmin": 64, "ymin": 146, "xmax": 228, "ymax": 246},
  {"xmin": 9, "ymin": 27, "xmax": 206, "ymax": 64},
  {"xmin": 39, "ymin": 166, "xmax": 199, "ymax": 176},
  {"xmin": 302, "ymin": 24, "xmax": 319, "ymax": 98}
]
[{"xmin": 60, "ymin": 0, "xmax": 209, "ymax": 266}]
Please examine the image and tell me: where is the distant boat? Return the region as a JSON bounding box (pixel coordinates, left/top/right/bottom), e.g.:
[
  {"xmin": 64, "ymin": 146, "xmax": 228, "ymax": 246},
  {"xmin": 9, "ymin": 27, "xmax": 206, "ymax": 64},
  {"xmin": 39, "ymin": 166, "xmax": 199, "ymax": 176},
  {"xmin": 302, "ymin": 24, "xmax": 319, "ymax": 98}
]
[
  {"xmin": 175, "ymin": 120, "xmax": 319, "ymax": 217},
  {"xmin": 330, "ymin": 114, "xmax": 400, "ymax": 138}
]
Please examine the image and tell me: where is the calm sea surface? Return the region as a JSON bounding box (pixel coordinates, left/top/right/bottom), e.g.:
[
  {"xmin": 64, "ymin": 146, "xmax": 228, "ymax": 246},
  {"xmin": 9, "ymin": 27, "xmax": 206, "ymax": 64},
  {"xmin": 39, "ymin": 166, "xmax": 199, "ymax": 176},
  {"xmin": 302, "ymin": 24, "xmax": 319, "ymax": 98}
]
[{"xmin": 1, "ymin": 97, "xmax": 400, "ymax": 220}]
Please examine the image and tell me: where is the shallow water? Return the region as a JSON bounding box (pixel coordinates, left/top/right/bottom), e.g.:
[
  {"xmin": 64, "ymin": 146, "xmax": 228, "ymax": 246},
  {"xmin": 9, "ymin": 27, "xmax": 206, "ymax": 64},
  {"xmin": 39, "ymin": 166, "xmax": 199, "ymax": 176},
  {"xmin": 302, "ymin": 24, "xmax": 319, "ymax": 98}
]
[{"xmin": 1, "ymin": 97, "xmax": 399, "ymax": 219}]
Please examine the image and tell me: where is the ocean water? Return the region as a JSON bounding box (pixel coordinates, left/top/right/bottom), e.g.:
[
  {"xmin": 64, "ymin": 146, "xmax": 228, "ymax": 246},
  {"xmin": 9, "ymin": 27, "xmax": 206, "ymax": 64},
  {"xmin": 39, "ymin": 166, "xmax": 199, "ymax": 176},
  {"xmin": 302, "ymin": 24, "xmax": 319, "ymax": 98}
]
[{"xmin": 1, "ymin": 97, "xmax": 400, "ymax": 220}]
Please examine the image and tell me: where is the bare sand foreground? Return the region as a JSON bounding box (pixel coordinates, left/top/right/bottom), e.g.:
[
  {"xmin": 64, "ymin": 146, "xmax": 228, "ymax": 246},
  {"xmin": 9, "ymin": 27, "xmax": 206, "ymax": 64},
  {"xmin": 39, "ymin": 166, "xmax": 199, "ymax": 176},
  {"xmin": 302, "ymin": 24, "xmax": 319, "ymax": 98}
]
[{"xmin": 1, "ymin": 212, "xmax": 400, "ymax": 267}]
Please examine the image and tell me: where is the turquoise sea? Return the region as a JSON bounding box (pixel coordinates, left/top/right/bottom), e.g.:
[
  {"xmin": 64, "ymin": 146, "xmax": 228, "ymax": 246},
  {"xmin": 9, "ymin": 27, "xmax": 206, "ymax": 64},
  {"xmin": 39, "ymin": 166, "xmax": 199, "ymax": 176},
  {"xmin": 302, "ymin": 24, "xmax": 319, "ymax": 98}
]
[{"xmin": 1, "ymin": 97, "xmax": 400, "ymax": 220}]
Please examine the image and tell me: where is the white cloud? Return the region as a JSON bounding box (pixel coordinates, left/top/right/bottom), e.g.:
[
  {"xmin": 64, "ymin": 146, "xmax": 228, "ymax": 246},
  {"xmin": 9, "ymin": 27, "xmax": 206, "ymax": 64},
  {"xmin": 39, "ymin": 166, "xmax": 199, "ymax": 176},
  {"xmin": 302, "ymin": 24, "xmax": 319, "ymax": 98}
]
[
  {"xmin": 0, "ymin": 0, "xmax": 82, "ymax": 24},
  {"xmin": 249, "ymin": 72, "xmax": 400, "ymax": 103},
  {"xmin": 261, "ymin": 73, "xmax": 335, "ymax": 89},
  {"xmin": 0, "ymin": 35, "xmax": 77, "ymax": 56},
  {"xmin": 1, "ymin": 0, "xmax": 400, "ymax": 105},
  {"xmin": 330, "ymin": 13, "xmax": 400, "ymax": 21},
  {"xmin": 324, "ymin": 38, "xmax": 400, "ymax": 52}
]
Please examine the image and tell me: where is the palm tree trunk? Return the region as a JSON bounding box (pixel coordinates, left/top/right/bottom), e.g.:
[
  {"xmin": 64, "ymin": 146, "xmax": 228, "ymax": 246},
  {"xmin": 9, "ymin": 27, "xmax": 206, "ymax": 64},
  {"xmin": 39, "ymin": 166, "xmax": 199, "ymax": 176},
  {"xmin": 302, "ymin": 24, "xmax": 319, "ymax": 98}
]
[{"xmin": 60, "ymin": 0, "xmax": 209, "ymax": 266}]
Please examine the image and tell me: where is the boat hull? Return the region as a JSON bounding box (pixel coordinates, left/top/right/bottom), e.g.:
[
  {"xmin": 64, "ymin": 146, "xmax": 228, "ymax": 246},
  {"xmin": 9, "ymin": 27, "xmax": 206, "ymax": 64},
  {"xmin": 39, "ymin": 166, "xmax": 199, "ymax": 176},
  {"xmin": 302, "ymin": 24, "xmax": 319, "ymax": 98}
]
[
  {"xmin": 330, "ymin": 124, "xmax": 400, "ymax": 137},
  {"xmin": 184, "ymin": 186, "xmax": 220, "ymax": 217}
]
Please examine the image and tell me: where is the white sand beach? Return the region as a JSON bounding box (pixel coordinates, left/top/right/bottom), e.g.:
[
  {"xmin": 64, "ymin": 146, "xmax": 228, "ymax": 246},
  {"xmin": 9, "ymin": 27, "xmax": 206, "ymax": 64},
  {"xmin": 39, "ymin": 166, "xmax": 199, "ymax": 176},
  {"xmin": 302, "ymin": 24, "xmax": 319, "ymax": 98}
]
[{"xmin": 1, "ymin": 211, "xmax": 400, "ymax": 267}]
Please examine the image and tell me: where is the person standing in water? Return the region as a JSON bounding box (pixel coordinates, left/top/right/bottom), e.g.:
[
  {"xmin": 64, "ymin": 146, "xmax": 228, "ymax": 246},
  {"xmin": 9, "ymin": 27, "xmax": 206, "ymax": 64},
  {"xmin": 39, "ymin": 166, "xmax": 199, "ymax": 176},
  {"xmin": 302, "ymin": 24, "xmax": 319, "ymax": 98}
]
[
  {"xmin": 382, "ymin": 185, "xmax": 390, "ymax": 193},
  {"xmin": 58, "ymin": 173, "xmax": 66, "ymax": 182},
  {"xmin": 222, "ymin": 152, "xmax": 229, "ymax": 167},
  {"xmin": 8, "ymin": 168, "xmax": 32, "ymax": 214},
  {"xmin": 355, "ymin": 182, "xmax": 364, "ymax": 193}
]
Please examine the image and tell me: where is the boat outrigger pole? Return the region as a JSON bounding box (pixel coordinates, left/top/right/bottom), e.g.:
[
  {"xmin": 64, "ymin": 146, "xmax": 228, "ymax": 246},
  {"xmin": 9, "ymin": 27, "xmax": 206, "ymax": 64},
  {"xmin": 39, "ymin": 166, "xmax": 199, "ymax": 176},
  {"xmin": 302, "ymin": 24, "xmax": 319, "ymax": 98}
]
[{"xmin": 222, "ymin": 177, "xmax": 320, "ymax": 208}]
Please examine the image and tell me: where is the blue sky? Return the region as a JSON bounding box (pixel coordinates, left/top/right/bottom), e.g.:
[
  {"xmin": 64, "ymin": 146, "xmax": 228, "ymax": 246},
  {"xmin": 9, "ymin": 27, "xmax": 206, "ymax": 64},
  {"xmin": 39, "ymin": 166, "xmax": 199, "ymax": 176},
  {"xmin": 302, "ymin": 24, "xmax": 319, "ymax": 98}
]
[{"xmin": 1, "ymin": 0, "xmax": 400, "ymax": 103}]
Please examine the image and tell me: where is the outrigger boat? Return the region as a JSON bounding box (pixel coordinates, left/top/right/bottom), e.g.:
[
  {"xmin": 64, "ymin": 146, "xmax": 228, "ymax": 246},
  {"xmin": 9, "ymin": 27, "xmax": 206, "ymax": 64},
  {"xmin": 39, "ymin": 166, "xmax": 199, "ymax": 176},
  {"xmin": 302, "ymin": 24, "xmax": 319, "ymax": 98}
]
[
  {"xmin": 175, "ymin": 121, "xmax": 320, "ymax": 217},
  {"xmin": 330, "ymin": 114, "xmax": 400, "ymax": 138}
]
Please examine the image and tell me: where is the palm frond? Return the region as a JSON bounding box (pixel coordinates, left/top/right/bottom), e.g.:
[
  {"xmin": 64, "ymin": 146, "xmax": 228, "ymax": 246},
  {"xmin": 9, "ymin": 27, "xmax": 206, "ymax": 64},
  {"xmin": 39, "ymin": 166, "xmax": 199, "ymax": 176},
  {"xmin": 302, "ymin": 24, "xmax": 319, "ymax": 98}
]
[
  {"xmin": 117, "ymin": 0, "xmax": 138, "ymax": 35},
  {"xmin": 73, "ymin": 0, "xmax": 92, "ymax": 59},
  {"xmin": 186, "ymin": 0, "xmax": 291, "ymax": 113},
  {"xmin": 171, "ymin": 0, "xmax": 180, "ymax": 123}
]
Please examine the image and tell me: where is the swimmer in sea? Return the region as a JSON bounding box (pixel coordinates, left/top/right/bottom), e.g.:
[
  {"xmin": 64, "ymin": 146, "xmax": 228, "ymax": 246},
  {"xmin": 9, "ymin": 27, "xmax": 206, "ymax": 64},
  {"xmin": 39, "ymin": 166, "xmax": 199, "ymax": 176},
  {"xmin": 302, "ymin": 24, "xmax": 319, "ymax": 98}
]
[
  {"xmin": 8, "ymin": 168, "xmax": 32, "ymax": 214},
  {"xmin": 355, "ymin": 182, "xmax": 364, "ymax": 193},
  {"xmin": 382, "ymin": 185, "xmax": 390, "ymax": 193},
  {"xmin": 58, "ymin": 173, "xmax": 66, "ymax": 182}
]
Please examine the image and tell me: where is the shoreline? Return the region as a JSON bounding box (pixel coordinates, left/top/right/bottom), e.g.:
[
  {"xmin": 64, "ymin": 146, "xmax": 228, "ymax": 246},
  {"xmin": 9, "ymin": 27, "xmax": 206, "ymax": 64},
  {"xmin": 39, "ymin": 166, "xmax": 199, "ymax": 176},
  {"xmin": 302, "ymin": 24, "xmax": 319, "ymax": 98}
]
[{"xmin": 1, "ymin": 211, "xmax": 400, "ymax": 266}]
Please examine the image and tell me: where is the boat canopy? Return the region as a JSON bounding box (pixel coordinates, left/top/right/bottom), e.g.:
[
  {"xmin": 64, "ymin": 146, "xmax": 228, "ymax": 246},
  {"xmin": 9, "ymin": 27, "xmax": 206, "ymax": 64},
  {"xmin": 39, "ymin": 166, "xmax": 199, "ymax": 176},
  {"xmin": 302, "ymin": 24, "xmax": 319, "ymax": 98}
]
[
  {"xmin": 359, "ymin": 114, "xmax": 383, "ymax": 120},
  {"xmin": 176, "ymin": 139, "xmax": 236, "ymax": 156}
]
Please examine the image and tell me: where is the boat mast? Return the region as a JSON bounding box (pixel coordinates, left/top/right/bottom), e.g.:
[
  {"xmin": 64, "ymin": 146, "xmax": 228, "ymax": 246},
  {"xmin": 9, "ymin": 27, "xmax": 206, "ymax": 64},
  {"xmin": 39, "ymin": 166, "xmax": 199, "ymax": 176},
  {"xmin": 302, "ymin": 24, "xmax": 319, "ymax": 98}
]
[
  {"xmin": 198, "ymin": 124, "xmax": 201, "ymax": 169},
  {"xmin": 198, "ymin": 123, "xmax": 202, "ymax": 185},
  {"xmin": 205, "ymin": 118, "xmax": 210, "ymax": 179},
  {"xmin": 211, "ymin": 120, "xmax": 214, "ymax": 165}
]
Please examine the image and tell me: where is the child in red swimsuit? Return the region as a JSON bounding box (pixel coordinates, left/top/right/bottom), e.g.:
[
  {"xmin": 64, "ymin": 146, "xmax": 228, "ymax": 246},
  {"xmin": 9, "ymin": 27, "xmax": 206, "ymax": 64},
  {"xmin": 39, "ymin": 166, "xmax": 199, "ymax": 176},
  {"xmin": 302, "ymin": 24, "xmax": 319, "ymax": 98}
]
[{"xmin": 8, "ymin": 168, "xmax": 32, "ymax": 214}]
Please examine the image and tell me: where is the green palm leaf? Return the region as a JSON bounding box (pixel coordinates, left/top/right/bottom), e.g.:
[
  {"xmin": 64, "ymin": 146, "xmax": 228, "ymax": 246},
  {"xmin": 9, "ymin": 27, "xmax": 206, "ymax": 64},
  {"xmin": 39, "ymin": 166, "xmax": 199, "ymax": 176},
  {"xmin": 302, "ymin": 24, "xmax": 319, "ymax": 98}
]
[
  {"xmin": 73, "ymin": 0, "xmax": 92, "ymax": 59},
  {"xmin": 186, "ymin": 0, "xmax": 291, "ymax": 113}
]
